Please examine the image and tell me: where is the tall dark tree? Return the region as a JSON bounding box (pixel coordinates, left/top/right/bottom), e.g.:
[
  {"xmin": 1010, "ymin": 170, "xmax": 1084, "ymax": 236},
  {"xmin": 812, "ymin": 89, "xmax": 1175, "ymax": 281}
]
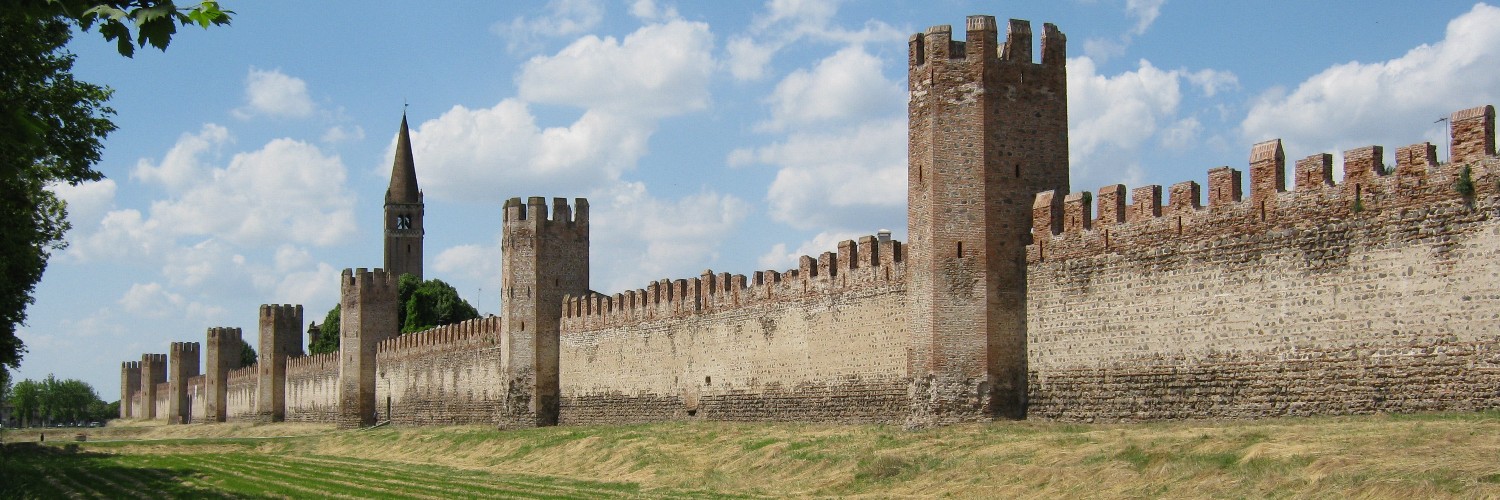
[
  {"xmin": 403, "ymin": 278, "xmax": 480, "ymax": 334},
  {"xmin": 309, "ymin": 304, "xmax": 340, "ymax": 355},
  {"xmin": 0, "ymin": 2, "xmax": 231, "ymax": 381},
  {"xmin": 0, "ymin": 13, "xmax": 114, "ymax": 377},
  {"xmin": 239, "ymin": 337, "xmax": 256, "ymax": 367}
]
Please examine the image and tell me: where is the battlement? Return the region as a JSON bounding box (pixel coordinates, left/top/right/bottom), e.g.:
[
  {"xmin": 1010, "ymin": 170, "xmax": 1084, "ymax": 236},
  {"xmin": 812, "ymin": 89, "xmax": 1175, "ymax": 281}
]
[
  {"xmin": 909, "ymin": 16, "xmax": 1064, "ymax": 69},
  {"xmin": 1030, "ymin": 105, "xmax": 1500, "ymax": 263},
  {"xmin": 342, "ymin": 268, "xmax": 398, "ymax": 296},
  {"xmin": 285, "ymin": 352, "xmax": 338, "ymax": 375},
  {"xmin": 206, "ymin": 327, "xmax": 241, "ymax": 343},
  {"xmin": 227, "ymin": 364, "xmax": 256, "ymax": 385},
  {"xmin": 375, "ymin": 316, "xmax": 501, "ymax": 360},
  {"xmin": 561, "ymin": 234, "xmax": 904, "ymax": 331},
  {"xmin": 503, "ymin": 196, "xmax": 588, "ymax": 227},
  {"xmin": 141, "ymin": 353, "xmax": 167, "ymax": 365},
  {"xmin": 170, "ymin": 341, "xmax": 200, "ymax": 355},
  {"xmin": 122, "ymin": 361, "xmax": 140, "ymax": 370},
  {"xmin": 260, "ymin": 304, "xmax": 302, "ymax": 320}
]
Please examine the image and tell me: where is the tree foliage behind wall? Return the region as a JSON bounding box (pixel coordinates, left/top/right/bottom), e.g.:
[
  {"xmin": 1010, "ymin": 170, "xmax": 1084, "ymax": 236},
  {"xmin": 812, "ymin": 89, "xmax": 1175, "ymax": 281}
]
[{"xmin": 307, "ymin": 275, "xmax": 479, "ymax": 354}]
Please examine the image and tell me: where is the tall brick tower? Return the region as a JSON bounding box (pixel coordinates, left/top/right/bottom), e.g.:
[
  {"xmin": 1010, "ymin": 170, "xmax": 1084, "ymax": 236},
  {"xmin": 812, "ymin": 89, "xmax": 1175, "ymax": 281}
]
[
  {"xmin": 139, "ymin": 353, "xmax": 167, "ymax": 419},
  {"xmin": 906, "ymin": 16, "xmax": 1068, "ymax": 425},
  {"xmin": 500, "ymin": 197, "xmax": 589, "ymax": 427},
  {"xmin": 204, "ymin": 327, "xmax": 243, "ymax": 422},
  {"xmin": 167, "ymin": 341, "xmax": 201, "ymax": 424},
  {"xmin": 338, "ymin": 268, "xmax": 398, "ymax": 429},
  {"xmin": 119, "ymin": 361, "xmax": 140, "ymax": 419},
  {"xmin": 257, "ymin": 304, "xmax": 304, "ymax": 422},
  {"xmin": 384, "ymin": 114, "xmax": 424, "ymax": 281}
]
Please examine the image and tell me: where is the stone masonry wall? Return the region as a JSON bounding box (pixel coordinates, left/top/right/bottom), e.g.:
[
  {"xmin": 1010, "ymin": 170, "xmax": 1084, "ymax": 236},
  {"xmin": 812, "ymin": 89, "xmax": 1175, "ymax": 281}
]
[
  {"xmin": 153, "ymin": 382, "xmax": 168, "ymax": 420},
  {"xmin": 188, "ymin": 375, "xmax": 206, "ymax": 423},
  {"xmin": 375, "ymin": 317, "xmax": 505, "ymax": 425},
  {"xmin": 286, "ymin": 353, "xmax": 339, "ymax": 423},
  {"xmin": 225, "ymin": 364, "xmax": 258, "ymax": 421},
  {"xmin": 1027, "ymin": 116, "xmax": 1500, "ymax": 421},
  {"xmin": 559, "ymin": 235, "xmax": 909, "ymax": 424}
]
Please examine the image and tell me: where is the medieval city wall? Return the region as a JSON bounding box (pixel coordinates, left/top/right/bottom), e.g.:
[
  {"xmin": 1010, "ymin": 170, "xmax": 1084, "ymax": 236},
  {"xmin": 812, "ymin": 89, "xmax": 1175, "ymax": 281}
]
[
  {"xmin": 558, "ymin": 236, "xmax": 910, "ymax": 424},
  {"xmin": 1026, "ymin": 108, "xmax": 1500, "ymax": 421},
  {"xmin": 187, "ymin": 375, "xmax": 206, "ymax": 423},
  {"xmin": 373, "ymin": 317, "xmax": 506, "ymax": 425},
  {"xmin": 225, "ymin": 364, "xmax": 258, "ymax": 421},
  {"xmin": 286, "ymin": 353, "xmax": 339, "ymax": 422},
  {"xmin": 153, "ymin": 382, "xmax": 168, "ymax": 420}
]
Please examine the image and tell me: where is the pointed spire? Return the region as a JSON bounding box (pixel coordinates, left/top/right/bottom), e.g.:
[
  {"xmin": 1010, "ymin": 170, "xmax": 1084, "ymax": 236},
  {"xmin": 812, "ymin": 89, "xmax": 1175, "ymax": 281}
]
[{"xmin": 386, "ymin": 112, "xmax": 420, "ymax": 204}]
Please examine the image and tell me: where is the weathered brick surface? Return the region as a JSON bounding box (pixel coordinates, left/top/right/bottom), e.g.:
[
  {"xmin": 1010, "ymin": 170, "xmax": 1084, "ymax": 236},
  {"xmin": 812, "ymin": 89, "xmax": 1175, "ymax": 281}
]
[
  {"xmin": 257, "ymin": 304, "xmax": 304, "ymax": 422},
  {"xmin": 1028, "ymin": 142, "xmax": 1500, "ymax": 421},
  {"xmin": 339, "ymin": 268, "xmax": 399, "ymax": 429},
  {"xmin": 119, "ymin": 362, "xmax": 140, "ymax": 419},
  {"xmin": 500, "ymin": 197, "xmax": 588, "ymax": 427},
  {"xmin": 225, "ymin": 364, "xmax": 258, "ymax": 422},
  {"xmin": 906, "ymin": 15, "xmax": 1069, "ymax": 426},
  {"xmin": 559, "ymin": 238, "xmax": 907, "ymax": 425},
  {"xmin": 285, "ymin": 352, "xmax": 339, "ymax": 422},
  {"xmin": 376, "ymin": 318, "xmax": 506, "ymax": 425},
  {"xmin": 168, "ymin": 342, "xmax": 200, "ymax": 424}
]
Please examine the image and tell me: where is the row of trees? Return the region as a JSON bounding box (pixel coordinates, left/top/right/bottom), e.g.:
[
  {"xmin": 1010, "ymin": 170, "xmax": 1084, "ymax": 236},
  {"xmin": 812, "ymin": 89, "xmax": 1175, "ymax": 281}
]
[
  {"xmin": 309, "ymin": 275, "xmax": 480, "ymax": 354},
  {"xmin": 3, "ymin": 374, "xmax": 114, "ymax": 427}
]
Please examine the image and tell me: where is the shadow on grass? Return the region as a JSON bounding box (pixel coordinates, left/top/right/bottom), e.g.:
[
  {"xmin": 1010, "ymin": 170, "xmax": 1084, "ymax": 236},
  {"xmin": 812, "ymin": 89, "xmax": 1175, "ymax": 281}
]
[{"xmin": 1, "ymin": 442, "xmax": 247, "ymax": 499}]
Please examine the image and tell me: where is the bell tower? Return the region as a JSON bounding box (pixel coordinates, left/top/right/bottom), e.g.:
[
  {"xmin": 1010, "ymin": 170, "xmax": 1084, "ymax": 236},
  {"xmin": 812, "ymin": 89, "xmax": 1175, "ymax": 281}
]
[{"xmin": 384, "ymin": 113, "xmax": 424, "ymax": 280}]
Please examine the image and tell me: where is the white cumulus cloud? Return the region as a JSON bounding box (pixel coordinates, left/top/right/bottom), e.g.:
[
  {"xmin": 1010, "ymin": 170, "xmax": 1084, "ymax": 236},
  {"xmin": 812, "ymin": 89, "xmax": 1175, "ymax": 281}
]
[
  {"xmin": 758, "ymin": 46, "xmax": 903, "ymax": 132},
  {"xmin": 493, "ymin": 0, "xmax": 605, "ymax": 53},
  {"xmin": 1241, "ymin": 3, "xmax": 1500, "ymax": 167},
  {"xmin": 517, "ymin": 19, "xmax": 714, "ymax": 118},
  {"xmin": 234, "ymin": 68, "xmax": 316, "ymax": 119}
]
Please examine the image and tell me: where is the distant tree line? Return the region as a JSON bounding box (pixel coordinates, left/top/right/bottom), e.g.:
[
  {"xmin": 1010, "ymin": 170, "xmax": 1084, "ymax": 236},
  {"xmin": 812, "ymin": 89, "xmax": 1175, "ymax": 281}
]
[
  {"xmin": 308, "ymin": 274, "xmax": 479, "ymax": 354},
  {"xmin": 3, "ymin": 374, "xmax": 114, "ymax": 427}
]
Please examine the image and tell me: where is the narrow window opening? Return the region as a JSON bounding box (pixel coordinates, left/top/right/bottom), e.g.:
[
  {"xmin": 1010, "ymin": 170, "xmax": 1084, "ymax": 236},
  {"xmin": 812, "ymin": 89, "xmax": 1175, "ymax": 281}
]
[
  {"xmin": 705, "ymin": 376, "xmax": 712, "ymax": 385},
  {"xmin": 1014, "ymin": 164, "xmax": 1020, "ymax": 178},
  {"xmin": 956, "ymin": 241, "xmax": 963, "ymax": 257}
]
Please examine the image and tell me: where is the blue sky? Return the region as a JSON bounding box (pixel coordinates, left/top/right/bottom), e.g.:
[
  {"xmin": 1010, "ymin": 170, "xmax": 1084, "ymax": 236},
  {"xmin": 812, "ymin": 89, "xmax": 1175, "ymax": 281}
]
[{"xmin": 16, "ymin": 1, "xmax": 1500, "ymax": 396}]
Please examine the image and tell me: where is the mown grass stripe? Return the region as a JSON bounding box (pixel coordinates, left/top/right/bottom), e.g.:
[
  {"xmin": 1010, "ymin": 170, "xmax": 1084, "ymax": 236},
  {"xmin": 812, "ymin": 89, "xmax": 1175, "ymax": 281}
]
[
  {"xmin": 188, "ymin": 456, "xmax": 375, "ymax": 499},
  {"xmin": 214, "ymin": 454, "xmax": 453, "ymax": 500},
  {"xmin": 40, "ymin": 463, "xmax": 109, "ymax": 499},
  {"xmin": 7, "ymin": 460, "xmax": 73, "ymax": 499},
  {"xmin": 287, "ymin": 452, "xmax": 644, "ymax": 498},
  {"xmin": 117, "ymin": 453, "xmax": 252, "ymax": 499},
  {"xmin": 281, "ymin": 453, "xmax": 640, "ymax": 499},
  {"xmin": 250, "ymin": 454, "xmax": 595, "ymax": 500}
]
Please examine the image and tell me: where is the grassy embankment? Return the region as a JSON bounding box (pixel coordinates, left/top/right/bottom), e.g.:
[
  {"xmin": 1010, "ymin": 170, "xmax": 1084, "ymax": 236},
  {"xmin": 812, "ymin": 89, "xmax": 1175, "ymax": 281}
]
[{"xmin": 3, "ymin": 411, "xmax": 1500, "ymax": 498}]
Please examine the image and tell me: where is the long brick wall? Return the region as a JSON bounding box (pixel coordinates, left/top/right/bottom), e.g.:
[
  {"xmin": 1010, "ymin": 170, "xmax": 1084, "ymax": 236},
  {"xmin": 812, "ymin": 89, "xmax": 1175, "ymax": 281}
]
[
  {"xmin": 225, "ymin": 365, "xmax": 258, "ymax": 421},
  {"xmin": 375, "ymin": 318, "xmax": 507, "ymax": 425},
  {"xmin": 286, "ymin": 353, "xmax": 339, "ymax": 422},
  {"xmin": 1026, "ymin": 136, "xmax": 1500, "ymax": 421},
  {"xmin": 559, "ymin": 236, "xmax": 909, "ymax": 424}
]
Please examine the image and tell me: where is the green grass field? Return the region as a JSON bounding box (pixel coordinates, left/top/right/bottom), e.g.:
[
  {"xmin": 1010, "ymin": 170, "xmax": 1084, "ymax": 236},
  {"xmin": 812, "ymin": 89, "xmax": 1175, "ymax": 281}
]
[{"xmin": 4, "ymin": 411, "xmax": 1500, "ymax": 498}]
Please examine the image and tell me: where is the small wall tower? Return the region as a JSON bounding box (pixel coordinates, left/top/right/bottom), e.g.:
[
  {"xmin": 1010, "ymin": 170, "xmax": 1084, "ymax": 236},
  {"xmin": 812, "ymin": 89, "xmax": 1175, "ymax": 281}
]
[
  {"xmin": 205, "ymin": 327, "xmax": 243, "ymax": 423},
  {"xmin": 384, "ymin": 114, "xmax": 424, "ymax": 281},
  {"xmin": 338, "ymin": 268, "xmax": 398, "ymax": 429},
  {"xmin": 500, "ymin": 197, "xmax": 589, "ymax": 427},
  {"xmin": 906, "ymin": 16, "xmax": 1069, "ymax": 425},
  {"xmin": 168, "ymin": 341, "xmax": 201, "ymax": 424},
  {"xmin": 119, "ymin": 361, "xmax": 140, "ymax": 419},
  {"xmin": 257, "ymin": 304, "xmax": 304, "ymax": 422},
  {"xmin": 139, "ymin": 353, "xmax": 167, "ymax": 420}
]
